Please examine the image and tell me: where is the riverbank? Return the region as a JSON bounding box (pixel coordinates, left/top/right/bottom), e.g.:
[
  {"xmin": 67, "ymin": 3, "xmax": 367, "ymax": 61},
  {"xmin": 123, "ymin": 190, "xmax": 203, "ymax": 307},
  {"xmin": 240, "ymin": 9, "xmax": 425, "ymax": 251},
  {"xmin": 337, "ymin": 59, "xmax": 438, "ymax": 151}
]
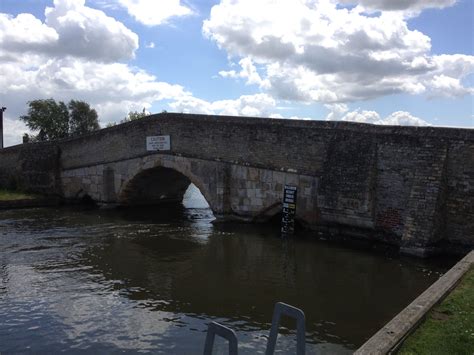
[
  {"xmin": 0, "ymin": 188, "xmax": 39, "ymax": 201},
  {"xmin": 0, "ymin": 189, "xmax": 60, "ymax": 209},
  {"xmin": 355, "ymin": 250, "xmax": 474, "ymax": 354},
  {"xmin": 398, "ymin": 265, "xmax": 474, "ymax": 354}
]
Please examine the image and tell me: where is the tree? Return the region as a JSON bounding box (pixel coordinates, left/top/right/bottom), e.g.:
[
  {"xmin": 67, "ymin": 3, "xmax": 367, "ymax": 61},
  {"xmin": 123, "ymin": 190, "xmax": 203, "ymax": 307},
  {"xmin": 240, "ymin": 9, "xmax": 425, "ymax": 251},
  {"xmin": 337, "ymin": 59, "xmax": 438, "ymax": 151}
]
[
  {"xmin": 20, "ymin": 99, "xmax": 100, "ymax": 141},
  {"xmin": 20, "ymin": 99, "xmax": 69, "ymax": 141},
  {"xmin": 68, "ymin": 100, "xmax": 99, "ymax": 136},
  {"xmin": 121, "ymin": 108, "xmax": 148, "ymax": 123}
]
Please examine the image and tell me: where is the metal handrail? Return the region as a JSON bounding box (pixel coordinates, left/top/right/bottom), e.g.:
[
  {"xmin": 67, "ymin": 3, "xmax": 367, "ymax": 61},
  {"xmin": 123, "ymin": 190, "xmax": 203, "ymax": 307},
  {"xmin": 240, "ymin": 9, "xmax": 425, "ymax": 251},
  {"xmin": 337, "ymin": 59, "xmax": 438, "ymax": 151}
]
[
  {"xmin": 203, "ymin": 321, "xmax": 238, "ymax": 355},
  {"xmin": 203, "ymin": 302, "xmax": 306, "ymax": 355},
  {"xmin": 265, "ymin": 302, "xmax": 306, "ymax": 355}
]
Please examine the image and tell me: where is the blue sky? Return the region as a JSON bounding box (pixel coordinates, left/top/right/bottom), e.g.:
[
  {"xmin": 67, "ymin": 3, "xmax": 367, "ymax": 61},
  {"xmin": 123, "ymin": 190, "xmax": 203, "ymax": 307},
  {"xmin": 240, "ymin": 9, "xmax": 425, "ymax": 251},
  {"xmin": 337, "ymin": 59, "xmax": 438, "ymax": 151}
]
[{"xmin": 0, "ymin": 0, "xmax": 472, "ymax": 146}]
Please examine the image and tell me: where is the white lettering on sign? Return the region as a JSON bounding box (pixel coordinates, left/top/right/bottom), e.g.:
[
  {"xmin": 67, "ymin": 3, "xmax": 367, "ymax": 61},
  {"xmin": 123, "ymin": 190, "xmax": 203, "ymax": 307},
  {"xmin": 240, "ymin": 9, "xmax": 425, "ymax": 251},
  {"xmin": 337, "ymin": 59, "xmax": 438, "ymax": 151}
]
[{"xmin": 146, "ymin": 135, "xmax": 170, "ymax": 151}]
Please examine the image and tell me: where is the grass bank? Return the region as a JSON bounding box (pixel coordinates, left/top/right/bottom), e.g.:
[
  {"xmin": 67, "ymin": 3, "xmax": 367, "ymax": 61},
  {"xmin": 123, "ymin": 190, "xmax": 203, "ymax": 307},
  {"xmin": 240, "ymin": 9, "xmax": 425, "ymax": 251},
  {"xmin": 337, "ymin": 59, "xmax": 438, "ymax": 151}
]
[
  {"xmin": 0, "ymin": 188, "xmax": 39, "ymax": 201},
  {"xmin": 398, "ymin": 266, "xmax": 474, "ymax": 355}
]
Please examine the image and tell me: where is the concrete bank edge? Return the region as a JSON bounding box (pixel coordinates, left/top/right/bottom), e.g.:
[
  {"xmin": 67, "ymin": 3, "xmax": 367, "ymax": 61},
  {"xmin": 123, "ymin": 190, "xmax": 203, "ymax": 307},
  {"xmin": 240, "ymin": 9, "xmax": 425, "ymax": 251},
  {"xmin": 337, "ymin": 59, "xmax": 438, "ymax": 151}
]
[{"xmin": 354, "ymin": 250, "xmax": 474, "ymax": 355}]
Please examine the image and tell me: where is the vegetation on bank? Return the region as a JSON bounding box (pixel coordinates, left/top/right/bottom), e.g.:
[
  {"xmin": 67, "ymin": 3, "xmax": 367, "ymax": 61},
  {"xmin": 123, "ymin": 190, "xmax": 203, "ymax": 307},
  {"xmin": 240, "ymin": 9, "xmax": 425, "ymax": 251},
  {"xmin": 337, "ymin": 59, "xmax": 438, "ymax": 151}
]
[
  {"xmin": 398, "ymin": 266, "xmax": 474, "ymax": 355},
  {"xmin": 0, "ymin": 189, "xmax": 39, "ymax": 201}
]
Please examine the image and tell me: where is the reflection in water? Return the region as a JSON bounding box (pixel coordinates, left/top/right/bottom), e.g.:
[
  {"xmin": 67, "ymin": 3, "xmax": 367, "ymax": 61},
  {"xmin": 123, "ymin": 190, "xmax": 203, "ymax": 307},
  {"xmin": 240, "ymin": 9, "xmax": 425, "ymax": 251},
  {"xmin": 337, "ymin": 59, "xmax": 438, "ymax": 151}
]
[{"xmin": 0, "ymin": 201, "xmax": 454, "ymax": 354}]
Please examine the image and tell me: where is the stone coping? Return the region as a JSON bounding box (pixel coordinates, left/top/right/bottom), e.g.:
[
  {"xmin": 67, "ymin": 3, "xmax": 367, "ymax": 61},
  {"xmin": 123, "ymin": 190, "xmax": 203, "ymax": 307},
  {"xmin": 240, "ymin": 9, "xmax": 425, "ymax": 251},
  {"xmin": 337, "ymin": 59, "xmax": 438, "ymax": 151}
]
[{"xmin": 355, "ymin": 250, "xmax": 474, "ymax": 355}]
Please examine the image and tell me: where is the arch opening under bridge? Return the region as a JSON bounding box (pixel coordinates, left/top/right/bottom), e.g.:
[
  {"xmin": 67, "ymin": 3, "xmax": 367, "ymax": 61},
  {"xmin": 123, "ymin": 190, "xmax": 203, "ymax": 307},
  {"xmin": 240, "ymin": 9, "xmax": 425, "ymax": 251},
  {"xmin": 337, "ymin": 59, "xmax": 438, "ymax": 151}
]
[{"xmin": 118, "ymin": 166, "xmax": 211, "ymax": 211}]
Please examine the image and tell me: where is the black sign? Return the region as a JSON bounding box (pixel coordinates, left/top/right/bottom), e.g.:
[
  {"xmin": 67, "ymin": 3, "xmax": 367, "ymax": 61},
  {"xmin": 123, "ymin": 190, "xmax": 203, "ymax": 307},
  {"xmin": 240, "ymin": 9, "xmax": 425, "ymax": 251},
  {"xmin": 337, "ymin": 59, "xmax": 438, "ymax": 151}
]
[{"xmin": 281, "ymin": 185, "xmax": 297, "ymax": 235}]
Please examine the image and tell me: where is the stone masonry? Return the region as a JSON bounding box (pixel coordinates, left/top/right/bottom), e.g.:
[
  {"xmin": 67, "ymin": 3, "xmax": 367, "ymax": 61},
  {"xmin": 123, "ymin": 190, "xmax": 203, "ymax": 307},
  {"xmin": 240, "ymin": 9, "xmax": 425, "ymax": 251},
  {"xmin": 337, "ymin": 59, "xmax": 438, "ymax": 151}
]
[{"xmin": 0, "ymin": 113, "xmax": 473, "ymax": 256}]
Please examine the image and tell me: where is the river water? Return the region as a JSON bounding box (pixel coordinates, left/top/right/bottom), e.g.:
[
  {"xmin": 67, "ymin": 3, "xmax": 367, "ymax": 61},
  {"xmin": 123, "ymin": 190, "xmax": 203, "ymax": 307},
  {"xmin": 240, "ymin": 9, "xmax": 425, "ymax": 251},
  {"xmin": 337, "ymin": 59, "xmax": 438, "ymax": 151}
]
[{"xmin": 0, "ymin": 187, "xmax": 454, "ymax": 354}]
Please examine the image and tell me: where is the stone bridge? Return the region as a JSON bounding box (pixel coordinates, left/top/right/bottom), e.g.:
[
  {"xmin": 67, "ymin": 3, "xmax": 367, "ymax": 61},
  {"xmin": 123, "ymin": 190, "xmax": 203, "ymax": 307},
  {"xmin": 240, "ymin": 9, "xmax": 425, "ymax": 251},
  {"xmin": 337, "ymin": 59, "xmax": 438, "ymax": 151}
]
[{"xmin": 0, "ymin": 113, "xmax": 473, "ymax": 256}]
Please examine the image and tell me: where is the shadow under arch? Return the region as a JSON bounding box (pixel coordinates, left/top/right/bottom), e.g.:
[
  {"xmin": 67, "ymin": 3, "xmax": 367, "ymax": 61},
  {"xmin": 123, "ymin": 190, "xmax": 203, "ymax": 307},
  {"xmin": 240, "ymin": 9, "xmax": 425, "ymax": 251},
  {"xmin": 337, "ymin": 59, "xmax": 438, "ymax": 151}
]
[{"xmin": 118, "ymin": 166, "xmax": 212, "ymax": 211}]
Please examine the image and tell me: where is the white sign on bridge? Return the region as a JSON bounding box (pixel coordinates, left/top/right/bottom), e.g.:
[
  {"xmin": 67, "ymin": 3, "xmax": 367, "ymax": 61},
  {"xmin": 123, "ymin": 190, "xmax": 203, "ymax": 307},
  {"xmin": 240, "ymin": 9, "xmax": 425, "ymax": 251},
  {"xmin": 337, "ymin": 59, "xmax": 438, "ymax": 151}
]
[{"xmin": 146, "ymin": 135, "xmax": 170, "ymax": 151}]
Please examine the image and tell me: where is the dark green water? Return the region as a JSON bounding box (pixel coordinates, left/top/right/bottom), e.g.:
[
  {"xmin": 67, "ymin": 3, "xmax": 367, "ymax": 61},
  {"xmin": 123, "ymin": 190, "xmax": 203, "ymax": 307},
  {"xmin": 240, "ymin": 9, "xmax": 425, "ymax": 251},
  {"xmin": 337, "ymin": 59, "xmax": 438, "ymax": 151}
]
[{"xmin": 0, "ymin": 203, "xmax": 454, "ymax": 354}]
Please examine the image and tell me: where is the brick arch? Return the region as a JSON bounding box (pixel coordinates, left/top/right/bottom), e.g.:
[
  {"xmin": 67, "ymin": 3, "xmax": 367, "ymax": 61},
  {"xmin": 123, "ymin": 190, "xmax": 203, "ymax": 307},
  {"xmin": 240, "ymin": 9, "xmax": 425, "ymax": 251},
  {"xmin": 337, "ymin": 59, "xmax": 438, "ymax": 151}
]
[{"xmin": 117, "ymin": 155, "xmax": 216, "ymax": 212}]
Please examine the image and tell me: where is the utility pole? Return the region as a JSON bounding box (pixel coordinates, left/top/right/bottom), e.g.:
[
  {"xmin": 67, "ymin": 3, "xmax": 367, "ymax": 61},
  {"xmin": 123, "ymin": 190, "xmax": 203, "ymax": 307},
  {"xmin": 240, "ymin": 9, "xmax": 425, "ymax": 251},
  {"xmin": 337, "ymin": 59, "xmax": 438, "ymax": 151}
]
[{"xmin": 0, "ymin": 107, "xmax": 5, "ymax": 149}]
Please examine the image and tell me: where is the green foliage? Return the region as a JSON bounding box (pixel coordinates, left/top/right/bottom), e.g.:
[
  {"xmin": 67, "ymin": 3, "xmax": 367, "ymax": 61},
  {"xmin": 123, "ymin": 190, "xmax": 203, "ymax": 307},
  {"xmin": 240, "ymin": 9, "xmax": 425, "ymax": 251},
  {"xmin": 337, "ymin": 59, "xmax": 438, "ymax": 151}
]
[
  {"xmin": 22, "ymin": 133, "xmax": 35, "ymax": 143},
  {"xmin": 0, "ymin": 188, "xmax": 39, "ymax": 201},
  {"xmin": 20, "ymin": 98, "xmax": 100, "ymax": 141},
  {"xmin": 20, "ymin": 99, "xmax": 69, "ymax": 141},
  {"xmin": 121, "ymin": 108, "xmax": 148, "ymax": 123},
  {"xmin": 68, "ymin": 100, "xmax": 99, "ymax": 136},
  {"xmin": 398, "ymin": 267, "xmax": 474, "ymax": 355},
  {"xmin": 105, "ymin": 108, "xmax": 150, "ymax": 127}
]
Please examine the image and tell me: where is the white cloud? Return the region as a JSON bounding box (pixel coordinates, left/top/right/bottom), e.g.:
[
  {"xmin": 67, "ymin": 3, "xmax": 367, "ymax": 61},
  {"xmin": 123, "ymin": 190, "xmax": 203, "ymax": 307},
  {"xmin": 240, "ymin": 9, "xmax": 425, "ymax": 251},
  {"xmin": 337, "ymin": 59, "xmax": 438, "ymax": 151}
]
[
  {"xmin": 429, "ymin": 75, "xmax": 472, "ymax": 97},
  {"xmin": 145, "ymin": 41, "xmax": 155, "ymax": 49},
  {"xmin": 338, "ymin": 0, "xmax": 457, "ymax": 16},
  {"xmin": 205, "ymin": 0, "xmax": 473, "ymax": 104},
  {"xmin": 0, "ymin": 0, "xmax": 193, "ymax": 145},
  {"xmin": 324, "ymin": 103, "xmax": 349, "ymax": 121},
  {"xmin": 170, "ymin": 93, "xmax": 430, "ymax": 127},
  {"xmin": 0, "ymin": 13, "xmax": 58, "ymax": 48},
  {"xmin": 94, "ymin": 101, "xmax": 151, "ymax": 125},
  {"xmin": 219, "ymin": 57, "xmax": 269, "ymax": 88},
  {"xmin": 169, "ymin": 93, "xmax": 277, "ymax": 117},
  {"xmin": 2, "ymin": 117, "xmax": 30, "ymax": 147},
  {"xmin": 46, "ymin": 0, "xmax": 138, "ymax": 62},
  {"xmin": 118, "ymin": 0, "xmax": 192, "ymax": 26},
  {"xmin": 0, "ymin": 0, "xmax": 138, "ymax": 63},
  {"xmin": 326, "ymin": 105, "xmax": 429, "ymax": 126},
  {"xmin": 381, "ymin": 111, "xmax": 430, "ymax": 126},
  {"xmin": 341, "ymin": 109, "xmax": 381, "ymax": 124},
  {"xmin": 0, "ymin": 55, "xmax": 189, "ymax": 127}
]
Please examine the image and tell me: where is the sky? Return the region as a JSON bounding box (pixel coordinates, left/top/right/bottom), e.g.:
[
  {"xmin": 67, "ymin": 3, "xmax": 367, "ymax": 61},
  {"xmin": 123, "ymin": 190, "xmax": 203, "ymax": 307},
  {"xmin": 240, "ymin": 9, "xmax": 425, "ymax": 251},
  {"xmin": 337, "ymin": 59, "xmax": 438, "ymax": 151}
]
[{"xmin": 0, "ymin": 0, "xmax": 473, "ymax": 147}]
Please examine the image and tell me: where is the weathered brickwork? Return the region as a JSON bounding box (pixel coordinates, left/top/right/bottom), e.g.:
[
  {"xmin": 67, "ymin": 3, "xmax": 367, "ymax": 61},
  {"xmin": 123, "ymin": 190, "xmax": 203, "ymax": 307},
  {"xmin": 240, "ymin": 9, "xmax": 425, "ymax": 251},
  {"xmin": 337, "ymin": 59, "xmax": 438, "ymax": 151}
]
[
  {"xmin": 228, "ymin": 164, "xmax": 318, "ymax": 223},
  {"xmin": 0, "ymin": 143, "xmax": 60, "ymax": 194},
  {"xmin": 0, "ymin": 113, "xmax": 473, "ymax": 256},
  {"xmin": 375, "ymin": 141, "xmax": 417, "ymax": 237},
  {"xmin": 319, "ymin": 131, "xmax": 377, "ymax": 229},
  {"xmin": 400, "ymin": 142, "xmax": 448, "ymax": 254},
  {"xmin": 445, "ymin": 141, "xmax": 474, "ymax": 247}
]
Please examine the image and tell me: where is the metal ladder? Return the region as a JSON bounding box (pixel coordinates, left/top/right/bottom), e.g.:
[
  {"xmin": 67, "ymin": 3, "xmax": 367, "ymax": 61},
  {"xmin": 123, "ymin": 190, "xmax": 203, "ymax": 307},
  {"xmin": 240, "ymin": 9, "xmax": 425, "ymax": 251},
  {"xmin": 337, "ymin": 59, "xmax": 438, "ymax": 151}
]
[{"xmin": 203, "ymin": 302, "xmax": 306, "ymax": 355}]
